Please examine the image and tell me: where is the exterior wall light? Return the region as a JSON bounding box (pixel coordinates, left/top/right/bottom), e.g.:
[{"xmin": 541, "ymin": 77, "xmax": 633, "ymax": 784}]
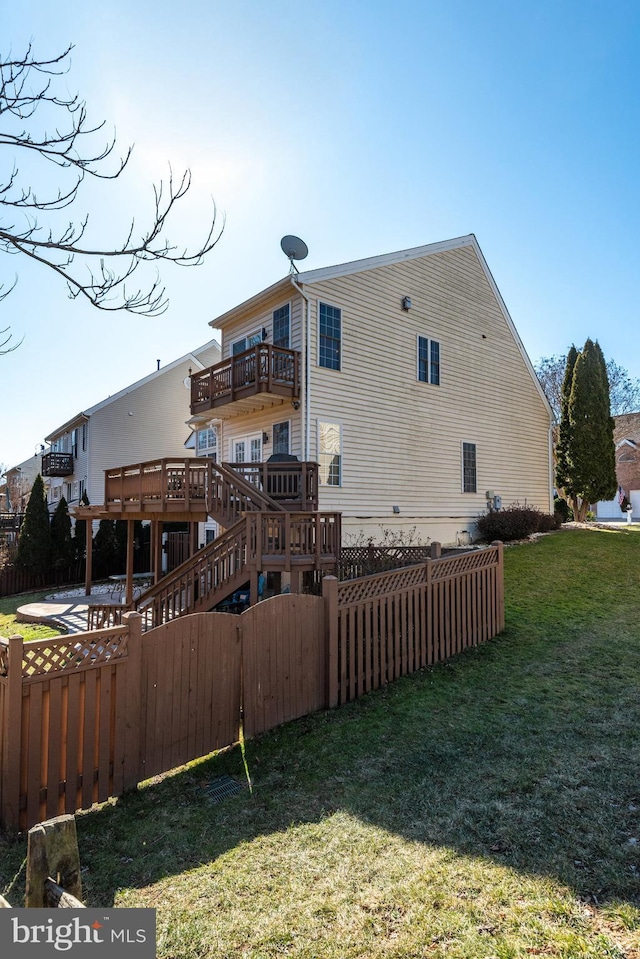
[{"xmin": 402, "ymin": 296, "xmax": 412, "ymax": 311}]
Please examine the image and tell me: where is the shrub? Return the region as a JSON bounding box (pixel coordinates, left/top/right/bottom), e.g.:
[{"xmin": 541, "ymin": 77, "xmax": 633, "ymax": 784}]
[
  {"xmin": 553, "ymin": 496, "xmax": 573, "ymax": 523},
  {"xmin": 475, "ymin": 503, "xmax": 559, "ymax": 543}
]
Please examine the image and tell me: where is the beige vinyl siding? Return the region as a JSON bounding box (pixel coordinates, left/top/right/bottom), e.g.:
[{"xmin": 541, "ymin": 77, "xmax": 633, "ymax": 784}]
[
  {"xmin": 86, "ymin": 345, "xmax": 220, "ymax": 506},
  {"xmin": 221, "ymin": 294, "xmax": 304, "ymax": 358},
  {"xmin": 220, "ymin": 408, "xmax": 303, "ymax": 463},
  {"xmin": 305, "ymin": 244, "xmax": 551, "ymax": 527}
]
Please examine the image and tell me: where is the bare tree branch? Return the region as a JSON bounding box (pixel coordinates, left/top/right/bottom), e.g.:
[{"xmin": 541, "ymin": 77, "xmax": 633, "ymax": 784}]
[{"xmin": 0, "ymin": 43, "xmax": 223, "ymax": 326}]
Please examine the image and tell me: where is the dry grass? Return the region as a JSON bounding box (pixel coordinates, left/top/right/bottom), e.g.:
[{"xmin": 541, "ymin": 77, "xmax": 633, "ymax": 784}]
[{"xmin": 1, "ymin": 528, "xmax": 639, "ymax": 957}]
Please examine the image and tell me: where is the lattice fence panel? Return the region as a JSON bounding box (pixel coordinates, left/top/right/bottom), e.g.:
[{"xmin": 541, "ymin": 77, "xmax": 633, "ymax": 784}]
[
  {"xmin": 337, "ymin": 564, "xmax": 427, "ymax": 606},
  {"xmin": 22, "ymin": 627, "xmax": 129, "ymax": 678},
  {"xmin": 431, "ymin": 547, "xmax": 498, "ymax": 582}
]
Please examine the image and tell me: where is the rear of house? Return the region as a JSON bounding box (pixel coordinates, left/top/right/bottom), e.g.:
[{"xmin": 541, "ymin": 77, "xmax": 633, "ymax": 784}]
[{"xmin": 193, "ymin": 235, "xmax": 552, "ymax": 545}]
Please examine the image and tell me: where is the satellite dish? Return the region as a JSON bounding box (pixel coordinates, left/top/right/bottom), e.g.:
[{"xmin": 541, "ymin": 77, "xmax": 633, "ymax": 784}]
[{"xmin": 280, "ymin": 235, "xmax": 308, "ymax": 273}]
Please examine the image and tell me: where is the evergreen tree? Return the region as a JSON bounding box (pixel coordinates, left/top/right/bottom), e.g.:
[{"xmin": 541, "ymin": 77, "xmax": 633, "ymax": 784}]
[
  {"xmin": 555, "ymin": 344, "xmax": 578, "ymax": 498},
  {"xmin": 16, "ymin": 474, "xmax": 51, "ymax": 577},
  {"xmin": 556, "ymin": 339, "xmax": 617, "ymax": 522},
  {"xmin": 93, "ymin": 519, "xmax": 120, "ymax": 577},
  {"xmin": 50, "ymin": 496, "xmax": 74, "ymax": 570}
]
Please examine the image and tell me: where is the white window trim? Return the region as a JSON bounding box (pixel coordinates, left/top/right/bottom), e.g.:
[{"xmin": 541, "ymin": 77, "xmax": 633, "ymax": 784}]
[
  {"xmin": 461, "ymin": 440, "xmax": 477, "ymax": 494},
  {"xmin": 317, "ymin": 300, "xmax": 342, "ymax": 371},
  {"xmin": 272, "ymin": 419, "xmax": 291, "ymax": 456},
  {"xmin": 231, "ymin": 331, "xmax": 262, "ymax": 356},
  {"xmin": 317, "ymin": 418, "xmax": 343, "ymax": 487},
  {"xmin": 272, "ymin": 301, "xmax": 292, "ymax": 348},
  {"xmin": 417, "ymin": 334, "xmax": 440, "ymax": 385},
  {"xmin": 231, "ymin": 432, "xmax": 263, "ymax": 463}
]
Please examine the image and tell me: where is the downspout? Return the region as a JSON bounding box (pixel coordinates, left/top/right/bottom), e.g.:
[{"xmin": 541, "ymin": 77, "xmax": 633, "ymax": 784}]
[{"xmin": 290, "ymin": 276, "xmax": 311, "ymax": 460}]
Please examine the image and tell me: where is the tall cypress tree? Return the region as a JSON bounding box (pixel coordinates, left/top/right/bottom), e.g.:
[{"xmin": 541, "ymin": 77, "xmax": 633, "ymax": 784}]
[
  {"xmin": 16, "ymin": 474, "xmax": 51, "ymax": 577},
  {"xmin": 567, "ymin": 339, "xmax": 617, "ymax": 520},
  {"xmin": 555, "ymin": 344, "xmax": 579, "ymax": 498},
  {"xmin": 557, "ymin": 339, "xmax": 617, "ymax": 522}
]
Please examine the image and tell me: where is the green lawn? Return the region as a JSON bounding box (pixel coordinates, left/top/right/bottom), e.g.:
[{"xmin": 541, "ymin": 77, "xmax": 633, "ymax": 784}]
[
  {"xmin": 1, "ymin": 528, "xmax": 639, "ymax": 957},
  {"xmin": 0, "ymin": 589, "xmax": 63, "ymax": 641}
]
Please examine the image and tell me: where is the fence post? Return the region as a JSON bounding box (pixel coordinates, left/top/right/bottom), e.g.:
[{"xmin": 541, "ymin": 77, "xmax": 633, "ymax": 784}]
[
  {"xmin": 122, "ymin": 612, "xmax": 142, "ymax": 791},
  {"xmin": 430, "ymin": 541, "xmax": 442, "ymax": 559},
  {"xmin": 25, "ymin": 814, "xmax": 83, "ymax": 908},
  {"xmin": 323, "ymin": 576, "xmax": 339, "ymax": 708},
  {"xmin": 492, "ymin": 541, "xmax": 505, "ymax": 633},
  {"xmin": 1, "ymin": 635, "xmax": 23, "ymax": 832},
  {"xmin": 425, "ymin": 558, "xmax": 433, "ymax": 665}
]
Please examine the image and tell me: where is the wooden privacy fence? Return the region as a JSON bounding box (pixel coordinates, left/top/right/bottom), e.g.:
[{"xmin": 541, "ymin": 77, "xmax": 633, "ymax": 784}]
[{"xmin": 0, "ymin": 544, "xmax": 503, "ymax": 832}]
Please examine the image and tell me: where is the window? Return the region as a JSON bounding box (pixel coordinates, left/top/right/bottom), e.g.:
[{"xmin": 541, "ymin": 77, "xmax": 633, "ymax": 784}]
[
  {"xmin": 273, "ymin": 421, "xmax": 290, "ymax": 456},
  {"xmin": 197, "ymin": 426, "xmax": 218, "ymax": 459},
  {"xmin": 417, "ymin": 336, "xmax": 440, "ymax": 385},
  {"xmin": 82, "ymin": 423, "xmax": 87, "ymax": 452},
  {"xmin": 232, "ymin": 331, "xmax": 262, "ymax": 355},
  {"xmin": 462, "ymin": 442, "xmax": 477, "ymax": 493},
  {"xmin": 319, "ymin": 303, "xmax": 341, "ymax": 370},
  {"xmin": 273, "ymin": 305, "xmax": 290, "ymax": 348},
  {"xmin": 318, "ymin": 420, "xmax": 342, "ymax": 486},
  {"xmin": 71, "ymin": 429, "xmax": 78, "ymax": 458}
]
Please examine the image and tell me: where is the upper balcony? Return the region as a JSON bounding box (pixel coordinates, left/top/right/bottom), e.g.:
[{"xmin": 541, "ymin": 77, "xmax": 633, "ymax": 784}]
[
  {"xmin": 41, "ymin": 452, "xmax": 74, "ymax": 477},
  {"xmin": 190, "ymin": 344, "xmax": 300, "ymax": 418}
]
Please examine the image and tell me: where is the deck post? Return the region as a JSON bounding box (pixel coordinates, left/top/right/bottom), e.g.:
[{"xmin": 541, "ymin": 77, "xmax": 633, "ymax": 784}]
[
  {"xmin": 84, "ymin": 518, "xmax": 93, "ymax": 596},
  {"xmin": 125, "ymin": 519, "xmax": 135, "ymax": 606}
]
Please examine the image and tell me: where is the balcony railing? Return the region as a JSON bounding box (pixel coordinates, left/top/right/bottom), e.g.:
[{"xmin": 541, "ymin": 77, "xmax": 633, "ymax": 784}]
[
  {"xmin": 41, "ymin": 452, "xmax": 74, "ymax": 476},
  {"xmin": 190, "ymin": 344, "xmax": 300, "ymax": 415},
  {"xmin": 104, "ymin": 458, "xmax": 209, "ymax": 514}
]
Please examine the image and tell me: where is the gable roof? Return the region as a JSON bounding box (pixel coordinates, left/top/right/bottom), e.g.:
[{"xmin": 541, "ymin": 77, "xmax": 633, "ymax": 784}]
[
  {"xmin": 209, "ymin": 234, "xmax": 552, "ymax": 419},
  {"xmin": 45, "ymin": 337, "xmax": 220, "ymax": 442}
]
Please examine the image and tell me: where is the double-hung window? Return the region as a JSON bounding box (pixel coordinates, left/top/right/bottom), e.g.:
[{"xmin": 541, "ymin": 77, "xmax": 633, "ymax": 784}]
[
  {"xmin": 319, "ymin": 303, "xmax": 341, "ymax": 371},
  {"xmin": 273, "ymin": 305, "xmax": 290, "ymax": 348},
  {"xmin": 197, "ymin": 427, "xmax": 218, "ymax": 460},
  {"xmin": 462, "ymin": 442, "xmax": 477, "ymax": 493},
  {"xmin": 232, "ymin": 331, "xmax": 262, "ymax": 355},
  {"xmin": 417, "ymin": 335, "xmax": 440, "ymax": 385},
  {"xmin": 273, "ymin": 421, "xmax": 290, "ymax": 456},
  {"xmin": 318, "ymin": 420, "xmax": 342, "ymax": 486}
]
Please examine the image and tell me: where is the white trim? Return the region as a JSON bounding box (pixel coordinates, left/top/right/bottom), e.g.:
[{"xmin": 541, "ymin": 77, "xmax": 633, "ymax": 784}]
[
  {"xmin": 45, "ymin": 337, "xmax": 220, "ymax": 440},
  {"xmin": 272, "ymin": 418, "xmax": 291, "ymax": 456},
  {"xmin": 231, "ymin": 330, "xmax": 262, "ymax": 356},
  {"xmin": 317, "ymin": 418, "xmax": 343, "ymax": 487},
  {"xmin": 317, "ymin": 300, "xmax": 342, "ymax": 372},
  {"xmin": 272, "ymin": 300, "xmax": 292, "ymax": 348},
  {"xmin": 416, "ymin": 333, "xmax": 441, "ymax": 386},
  {"xmin": 297, "ymin": 235, "xmax": 476, "ymax": 285},
  {"xmin": 461, "ymin": 440, "xmax": 477, "ymax": 494}
]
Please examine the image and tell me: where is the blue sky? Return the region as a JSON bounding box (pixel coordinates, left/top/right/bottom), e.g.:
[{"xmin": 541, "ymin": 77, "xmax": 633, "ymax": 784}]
[{"xmin": 2, "ymin": 1, "xmax": 640, "ymax": 467}]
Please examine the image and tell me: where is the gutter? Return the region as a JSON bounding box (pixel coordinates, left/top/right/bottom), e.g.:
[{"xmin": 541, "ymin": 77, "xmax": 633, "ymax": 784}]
[{"xmin": 289, "ymin": 276, "xmax": 311, "ymax": 460}]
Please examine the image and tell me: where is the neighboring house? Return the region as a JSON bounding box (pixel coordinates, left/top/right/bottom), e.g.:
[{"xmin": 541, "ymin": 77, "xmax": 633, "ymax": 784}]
[
  {"xmin": 595, "ymin": 412, "xmax": 640, "ymax": 519},
  {"xmin": 41, "ymin": 338, "xmax": 221, "ymax": 522},
  {"xmin": 3, "ymin": 453, "xmax": 43, "ymax": 512},
  {"xmin": 188, "ymin": 234, "xmax": 553, "ymax": 544}
]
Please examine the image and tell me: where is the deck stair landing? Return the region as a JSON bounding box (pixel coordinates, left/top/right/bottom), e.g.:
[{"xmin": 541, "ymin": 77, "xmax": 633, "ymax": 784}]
[{"xmin": 135, "ymin": 511, "xmax": 341, "ymax": 629}]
